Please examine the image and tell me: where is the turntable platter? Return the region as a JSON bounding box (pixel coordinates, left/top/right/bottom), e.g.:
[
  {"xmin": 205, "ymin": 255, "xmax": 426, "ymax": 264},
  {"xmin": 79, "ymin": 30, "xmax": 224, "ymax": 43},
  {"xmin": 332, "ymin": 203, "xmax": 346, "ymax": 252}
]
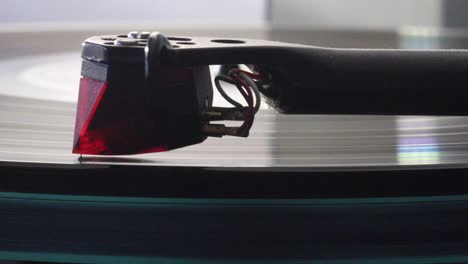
[{"xmin": 3, "ymin": 28, "xmax": 468, "ymax": 264}]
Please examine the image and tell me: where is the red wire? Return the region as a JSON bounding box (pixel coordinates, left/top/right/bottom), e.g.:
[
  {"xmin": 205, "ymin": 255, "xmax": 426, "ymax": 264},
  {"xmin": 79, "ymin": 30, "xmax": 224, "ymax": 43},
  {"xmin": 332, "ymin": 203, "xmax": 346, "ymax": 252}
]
[{"xmin": 230, "ymin": 69, "xmax": 265, "ymax": 80}]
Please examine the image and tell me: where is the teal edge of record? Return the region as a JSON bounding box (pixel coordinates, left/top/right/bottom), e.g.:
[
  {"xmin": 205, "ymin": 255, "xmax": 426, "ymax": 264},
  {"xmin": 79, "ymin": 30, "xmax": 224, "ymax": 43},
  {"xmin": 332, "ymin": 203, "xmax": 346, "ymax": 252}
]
[
  {"xmin": 1, "ymin": 251, "xmax": 468, "ymax": 264},
  {"xmin": 2, "ymin": 191, "xmax": 468, "ymax": 263}
]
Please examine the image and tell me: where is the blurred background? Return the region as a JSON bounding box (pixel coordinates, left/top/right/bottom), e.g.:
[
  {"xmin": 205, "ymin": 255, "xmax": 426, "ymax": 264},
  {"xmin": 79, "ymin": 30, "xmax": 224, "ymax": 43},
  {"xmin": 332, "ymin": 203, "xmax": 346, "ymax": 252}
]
[
  {"xmin": 1, "ymin": 0, "xmax": 468, "ymax": 102},
  {"xmin": 1, "ymin": 0, "xmax": 468, "ymax": 49}
]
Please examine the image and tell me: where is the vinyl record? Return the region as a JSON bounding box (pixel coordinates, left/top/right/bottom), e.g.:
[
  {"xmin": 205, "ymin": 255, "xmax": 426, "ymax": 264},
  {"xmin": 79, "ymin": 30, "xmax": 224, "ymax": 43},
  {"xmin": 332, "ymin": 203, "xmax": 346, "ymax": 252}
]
[{"xmin": 2, "ymin": 37, "xmax": 468, "ymax": 170}]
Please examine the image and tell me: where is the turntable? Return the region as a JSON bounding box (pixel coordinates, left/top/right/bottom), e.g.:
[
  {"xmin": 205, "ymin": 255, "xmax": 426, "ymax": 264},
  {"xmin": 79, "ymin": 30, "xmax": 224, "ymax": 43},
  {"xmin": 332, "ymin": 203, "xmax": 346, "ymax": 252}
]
[{"xmin": 2, "ymin": 25, "xmax": 468, "ymax": 263}]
